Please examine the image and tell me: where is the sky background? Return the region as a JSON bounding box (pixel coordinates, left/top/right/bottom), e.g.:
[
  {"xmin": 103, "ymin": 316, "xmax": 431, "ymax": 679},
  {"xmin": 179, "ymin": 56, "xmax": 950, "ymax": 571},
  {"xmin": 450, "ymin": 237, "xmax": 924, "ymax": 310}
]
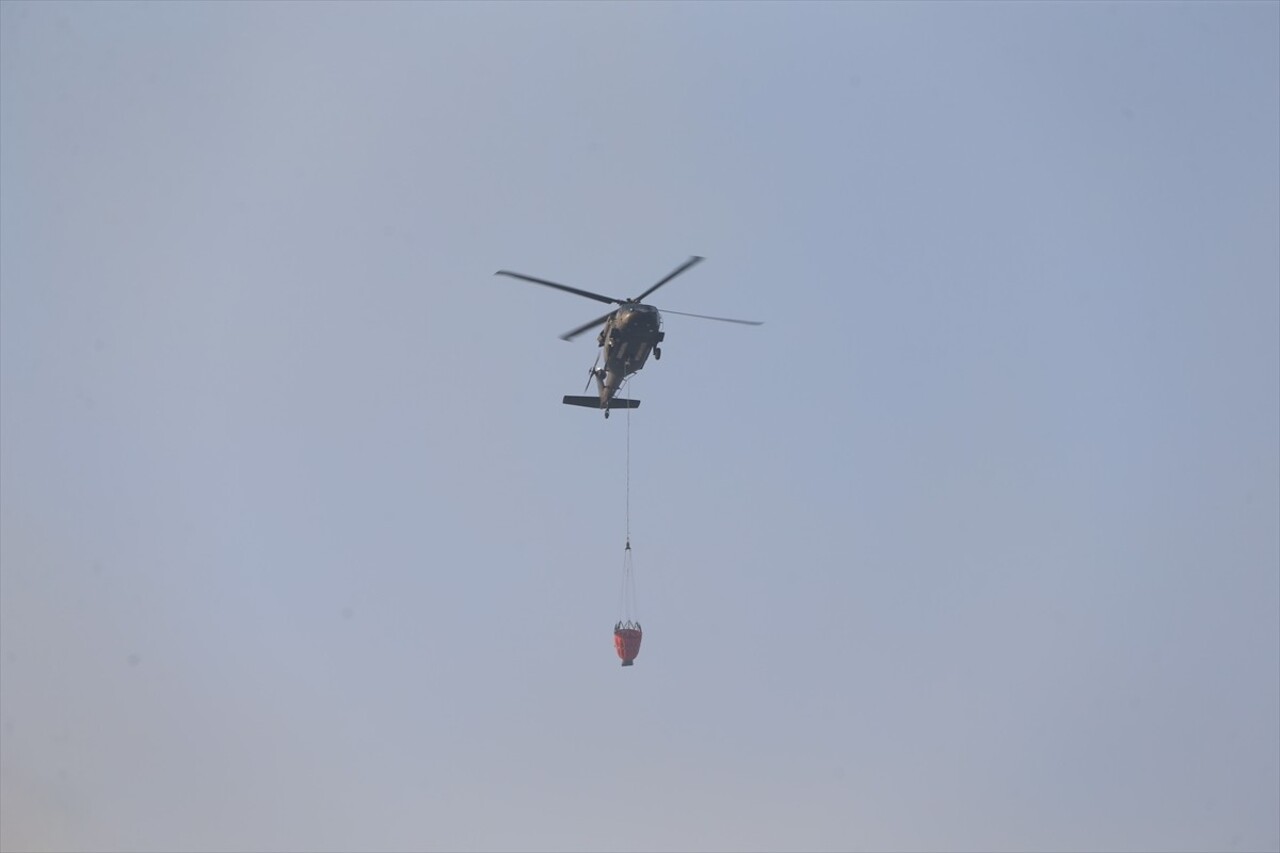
[{"xmin": 1, "ymin": 2, "xmax": 1278, "ymax": 852}]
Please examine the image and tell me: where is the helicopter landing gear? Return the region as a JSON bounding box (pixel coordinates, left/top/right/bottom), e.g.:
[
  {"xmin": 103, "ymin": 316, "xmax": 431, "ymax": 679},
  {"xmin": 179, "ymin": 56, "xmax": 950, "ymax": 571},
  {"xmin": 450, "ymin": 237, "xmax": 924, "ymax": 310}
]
[
  {"xmin": 604, "ymin": 409, "xmax": 610, "ymax": 419},
  {"xmin": 654, "ymin": 346, "xmax": 661, "ymax": 360}
]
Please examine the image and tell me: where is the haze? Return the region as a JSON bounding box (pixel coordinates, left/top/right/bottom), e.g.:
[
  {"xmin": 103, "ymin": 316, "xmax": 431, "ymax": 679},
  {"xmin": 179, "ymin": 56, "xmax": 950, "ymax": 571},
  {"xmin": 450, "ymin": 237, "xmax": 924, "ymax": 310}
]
[{"xmin": 2, "ymin": 2, "xmax": 1277, "ymax": 851}]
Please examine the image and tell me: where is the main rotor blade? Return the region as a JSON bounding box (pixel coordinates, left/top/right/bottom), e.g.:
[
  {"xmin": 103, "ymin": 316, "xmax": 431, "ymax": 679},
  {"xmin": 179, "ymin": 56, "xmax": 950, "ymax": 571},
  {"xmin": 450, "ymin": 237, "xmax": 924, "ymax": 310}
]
[
  {"xmin": 560, "ymin": 310, "xmax": 614, "ymax": 342},
  {"xmin": 634, "ymin": 255, "xmax": 705, "ymax": 302},
  {"xmin": 494, "ymin": 270, "xmax": 620, "ymax": 306},
  {"xmin": 657, "ymin": 308, "xmax": 763, "ymax": 326}
]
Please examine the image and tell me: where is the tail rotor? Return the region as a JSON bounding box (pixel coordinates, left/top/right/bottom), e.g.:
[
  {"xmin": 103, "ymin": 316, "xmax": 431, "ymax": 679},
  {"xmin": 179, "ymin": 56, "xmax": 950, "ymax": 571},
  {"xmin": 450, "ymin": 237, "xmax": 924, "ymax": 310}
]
[{"xmin": 583, "ymin": 351, "xmax": 602, "ymax": 392}]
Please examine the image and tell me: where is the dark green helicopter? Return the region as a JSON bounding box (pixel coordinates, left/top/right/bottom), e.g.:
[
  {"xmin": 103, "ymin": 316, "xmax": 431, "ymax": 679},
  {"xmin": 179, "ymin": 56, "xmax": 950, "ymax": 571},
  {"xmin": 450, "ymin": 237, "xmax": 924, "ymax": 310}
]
[{"xmin": 495, "ymin": 256, "xmax": 761, "ymax": 417}]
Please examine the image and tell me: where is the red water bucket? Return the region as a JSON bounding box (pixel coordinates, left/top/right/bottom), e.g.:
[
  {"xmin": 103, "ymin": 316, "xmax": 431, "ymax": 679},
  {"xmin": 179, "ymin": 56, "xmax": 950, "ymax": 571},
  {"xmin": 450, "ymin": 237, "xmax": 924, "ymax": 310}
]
[{"xmin": 613, "ymin": 622, "xmax": 642, "ymax": 666}]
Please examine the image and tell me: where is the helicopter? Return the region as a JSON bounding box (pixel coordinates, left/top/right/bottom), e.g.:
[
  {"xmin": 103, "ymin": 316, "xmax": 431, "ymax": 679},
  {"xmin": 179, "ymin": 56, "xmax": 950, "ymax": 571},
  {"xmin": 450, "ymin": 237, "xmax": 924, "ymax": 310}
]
[{"xmin": 495, "ymin": 256, "xmax": 761, "ymax": 417}]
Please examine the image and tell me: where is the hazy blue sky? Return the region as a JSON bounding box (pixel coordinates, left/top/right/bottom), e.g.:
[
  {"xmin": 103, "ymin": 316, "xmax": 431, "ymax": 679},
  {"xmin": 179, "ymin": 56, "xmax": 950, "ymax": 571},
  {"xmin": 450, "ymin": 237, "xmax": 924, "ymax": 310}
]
[{"xmin": 2, "ymin": 2, "xmax": 1277, "ymax": 852}]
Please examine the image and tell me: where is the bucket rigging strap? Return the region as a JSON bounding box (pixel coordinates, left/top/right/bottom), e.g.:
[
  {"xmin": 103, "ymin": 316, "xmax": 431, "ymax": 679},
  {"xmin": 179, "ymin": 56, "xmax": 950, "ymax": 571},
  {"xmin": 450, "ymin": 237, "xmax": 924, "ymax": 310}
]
[{"xmin": 618, "ymin": 535, "xmax": 639, "ymax": 623}]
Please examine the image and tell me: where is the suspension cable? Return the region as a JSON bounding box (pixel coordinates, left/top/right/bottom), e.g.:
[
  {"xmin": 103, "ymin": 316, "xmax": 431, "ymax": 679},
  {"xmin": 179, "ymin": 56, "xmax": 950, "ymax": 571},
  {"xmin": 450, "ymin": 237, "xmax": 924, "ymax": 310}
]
[
  {"xmin": 625, "ymin": 387, "xmax": 631, "ymax": 545},
  {"xmin": 617, "ymin": 380, "xmax": 639, "ymax": 624}
]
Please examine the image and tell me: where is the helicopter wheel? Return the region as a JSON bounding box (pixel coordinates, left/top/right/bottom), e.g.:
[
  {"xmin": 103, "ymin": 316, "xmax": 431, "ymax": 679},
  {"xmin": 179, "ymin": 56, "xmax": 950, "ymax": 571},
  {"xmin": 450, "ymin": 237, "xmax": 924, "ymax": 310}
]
[
  {"xmin": 604, "ymin": 410, "xmax": 610, "ymax": 419},
  {"xmin": 654, "ymin": 346, "xmax": 661, "ymax": 360}
]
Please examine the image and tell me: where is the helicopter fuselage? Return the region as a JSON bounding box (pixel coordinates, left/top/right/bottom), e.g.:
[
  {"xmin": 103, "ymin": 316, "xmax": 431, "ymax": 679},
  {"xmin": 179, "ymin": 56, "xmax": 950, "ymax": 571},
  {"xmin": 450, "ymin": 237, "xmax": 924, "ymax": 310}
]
[{"xmin": 592, "ymin": 302, "xmax": 664, "ymax": 412}]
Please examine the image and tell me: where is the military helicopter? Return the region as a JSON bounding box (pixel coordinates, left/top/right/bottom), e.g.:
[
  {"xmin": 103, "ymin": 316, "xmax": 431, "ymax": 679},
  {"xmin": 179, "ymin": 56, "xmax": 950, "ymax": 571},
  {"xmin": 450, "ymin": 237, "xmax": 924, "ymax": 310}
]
[{"xmin": 495, "ymin": 256, "xmax": 761, "ymax": 417}]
